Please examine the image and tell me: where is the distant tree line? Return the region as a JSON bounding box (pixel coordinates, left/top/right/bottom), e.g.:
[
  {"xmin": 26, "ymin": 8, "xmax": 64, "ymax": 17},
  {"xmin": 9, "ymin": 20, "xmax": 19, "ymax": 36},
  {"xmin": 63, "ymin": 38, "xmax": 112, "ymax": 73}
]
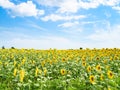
[
  {"xmin": 1, "ymin": 46, "xmax": 15, "ymax": 49},
  {"xmin": 1, "ymin": 46, "xmax": 83, "ymax": 50}
]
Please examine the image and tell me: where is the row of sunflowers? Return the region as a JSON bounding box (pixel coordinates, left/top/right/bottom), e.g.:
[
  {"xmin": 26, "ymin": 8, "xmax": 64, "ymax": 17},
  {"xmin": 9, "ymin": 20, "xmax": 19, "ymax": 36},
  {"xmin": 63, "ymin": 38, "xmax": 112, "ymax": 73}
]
[{"xmin": 0, "ymin": 48, "xmax": 120, "ymax": 90}]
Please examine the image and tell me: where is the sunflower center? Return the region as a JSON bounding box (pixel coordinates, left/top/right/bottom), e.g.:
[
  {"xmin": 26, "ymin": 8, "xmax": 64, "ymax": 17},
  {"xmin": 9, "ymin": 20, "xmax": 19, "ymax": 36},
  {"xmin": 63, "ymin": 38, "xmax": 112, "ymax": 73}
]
[
  {"xmin": 110, "ymin": 72, "xmax": 113, "ymax": 76},
  {"xmin": 98, "ymin": 66, "xmax": 100, "ymax": 70},
  {"xmin": 91, "ymin": 77, "xmax": 94, "ymax": 81}
]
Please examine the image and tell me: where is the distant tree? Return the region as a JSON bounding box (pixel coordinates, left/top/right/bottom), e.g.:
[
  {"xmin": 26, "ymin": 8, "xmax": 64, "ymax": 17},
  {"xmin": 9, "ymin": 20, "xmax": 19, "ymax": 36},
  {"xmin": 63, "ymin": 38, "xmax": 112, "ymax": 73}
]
[
  {"xmin": 11, "ymin": 47, "xmax": 15, "ymax": 49},
  {"xmin": 80, "ymin": 47, "xmax": 83, "ymax": 50},
  {"xmin": 2, "ymin": 46, "xmax": 5, "ymax": 49}
]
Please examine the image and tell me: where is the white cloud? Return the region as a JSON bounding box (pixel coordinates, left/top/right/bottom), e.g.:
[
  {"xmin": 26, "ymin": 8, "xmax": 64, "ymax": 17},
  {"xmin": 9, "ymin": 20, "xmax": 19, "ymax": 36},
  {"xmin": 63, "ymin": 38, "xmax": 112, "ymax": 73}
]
[
  {"xmin": 102, "ymin": 0, "xmax": 119, "ymax": 6},
  {"xmin": 112, "ymin": 6, "xmax": 120, "ymax": 10},
  {"xmin": 1, "ymin": 0, "xmax": 120, "ymax": 17},
  {"xmin": 41, "ymin": 14, "xmax": 86, "ymax": 21},
  {"xmin": 112, "ymin": 6, "xmax": 120, "ymax": 13},
  {"xmin": 0, "ymin": 0, "xmax": 44, "ymax": 17},
  {"xmin": 28, "ymin": 23, "xmax": 47, "ymax": 31},
  {"xmin": 35, "ymin": 0, "xmax": 61, "ymax": 7},
  {"xmin": 35, "ymin": 0, "xmax": 79, "ymax": 13},
  {"xmin": 78, "ymin": 0, "xmax": 99, "ymax": 9},
  {"xmin": 78, "ymin": 0, "xmax": 119, "ymax": 9},
  {"xmin": 61, "ymin": 28, "xmax": 83, "ymax": 34},
  {"xmin": 87, "ymin": 24, "xmax": 120, "ymax": 48},
  {"xmin": 36, "ymin": 0, "xmax": 120, "ymax": 14},
  {"xmin": 58, "ymin": 21, "xmax": 79, "ymax": 28},
  {"xmin": 1, "ymin": 36, "xmax": 86, "ymax": 49},
  {"xmin": 0, "ymin": 0, "xmax": 14, "ymax": 8},
  {"xmin": 57, "ymin": 0, "xmax": 79, "ymax": 13},
  {"xmin": 1, "ymin": 24, "xmax": 120, "ymax": 49}
]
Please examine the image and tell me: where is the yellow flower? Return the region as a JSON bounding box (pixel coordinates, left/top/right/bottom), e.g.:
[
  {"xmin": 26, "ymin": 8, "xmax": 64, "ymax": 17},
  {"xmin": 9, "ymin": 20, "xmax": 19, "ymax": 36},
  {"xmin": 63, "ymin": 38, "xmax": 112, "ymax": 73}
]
[
  {"xmin": 82, "ymin": 57, "xmax": 86, "ymax": 62},
  {"xmin": 41, "ymin": 61, "xmax": 45, "ymax": 67},
  {"xmin": 10, "ymin": 55, "xmax": 14, "ymax": 59},
  {"xmin": 0, "ymin": 61, "xmax": 2, "ymax": 65},
  {"xmin": 100, "ymin": 74, "xmax": 104, "ymax": 80},
  {"xmin": 61, "ymin": 69, "xmax": 66, "ymax": 75},
  {"xmin": 96, "ymin": 57, "xmax": 99, "ymax": 60},
  {"xmin": 21, "ymin": 58, "xmax": 26, "ymax": 65},
  {"xmin": 82, "ymin": 62, "xmax": 86, "ymax": 67},
  {"xmin": 35, "ymin": 67, "xmax": 39, "ymax": 76},
  {"xmin": 76, "ymin": 58, "xmax": 79, "ymax": 63},
  {"xmin": 106, "ymin": 65, "xmax": 110, "ymax": 69},
  {"xmin": 20, "ymin": 69, "xmax": 25, "ymax": 82},
  {"xmin": 87, "ymin": 66, "xmax": 91, "ymax": 72},
  {"xmin": 32, "ymin": 60, "xmax": 35, "ymax": 64},
  {"xmin": 89, "ymin": 75, "xmax": 95, "ymax": 84},
  {"xmin": 62, "ymin": 58, "xmax": 66, "ymax": 62},
  {"xmin": 110, "ymin": 57, "xmax": 113, "ymax": 61},
  {"xmin": 96, "ymin": 64, "xmax": 101, "ymax": 71},
  {"xmin": 44, "ymin": 68, "xmax": 47, "ymax": 76},
  {"xmin": 39, "ymin": 70, "xmax": 42, "ymax": 74},
  {"xmin": 14, "ymin": 60, "xmax": 17, "ymax": 67},
  {"xmin": 103, "ymin": 60, "xmax": 107, "ymax": 64},
  {"xmin": 49, "ymin": 60, "xmax": 53, "ymax": 65},
  {"xmin": 108, "ymin": 87, "xmax": 111, "ymax": 90},
  {"xmin": 13, "ymin": 68, "xmax": 17, "ymax": 77},
  {"xmin": 107, "ymin": 70, "xmax": 114, "ymax": 79}
]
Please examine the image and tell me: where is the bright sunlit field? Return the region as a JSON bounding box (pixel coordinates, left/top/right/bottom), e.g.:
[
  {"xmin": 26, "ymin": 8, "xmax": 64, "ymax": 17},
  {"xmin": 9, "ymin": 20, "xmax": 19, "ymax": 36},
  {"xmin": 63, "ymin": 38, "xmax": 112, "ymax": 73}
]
[{"xmin": 0, "ymin": 48, "xmax": 120, "ymax": 90}]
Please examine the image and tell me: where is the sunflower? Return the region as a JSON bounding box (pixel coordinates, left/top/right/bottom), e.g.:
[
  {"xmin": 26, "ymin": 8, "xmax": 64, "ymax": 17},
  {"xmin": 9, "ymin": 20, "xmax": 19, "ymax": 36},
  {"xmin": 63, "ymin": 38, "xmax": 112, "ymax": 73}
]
[
  {"xmin": 107, "ymin": 70, "xmax": 114, "ymax": 79},
  {"xmin": 62, "ymin": 58, "xmax": 66, "ymax": 62},
  {"xmin": 96, "ymin": 64, "xmax": 101, "ymax": 71},
  {"xmin": 21, "ymin": 58, "xmax": 26, "ymax": 65},
  {"xmin": 108, "ymin": 87, "xmax": 111, "ymax": 90},
  {"xmin": 61, "ymin": 69, "xmax": 66, "ymax": 75},
  {"xmin": 96, "ymin": 57, "xmax": 99, "ymax": 60},
  {"xmin": 82, "ymin": 62, "xmax": 86, "ymax": 67},
  {"xmin": 13, "ymin": 68, "xmax": 17, "ymax": 77},
  {"xmin": 35, "ymin": 67, "xmax": 39, "ymax": 76},
  {"xmin": 87, "ymin": 66, "xmax": 91, "ymax": 72},
  {"xmin": 0, "ymin": 61, "xmax": 2, "ymax": 65},
  {"xmin": 89, "ymin": 75, "xmax": 95, "ymax": 84},
  {"xmin": 49, "ymin": 60, "xmax": 53, "ymax": 65},
  {"xmin": 14, "ymin": 60, "xmax": 17, "ymax": 67},
  {"xmin": 82, "ymin": 57, "xmax": 86, "ymax": 62},
  {"xmin": 20, "ymin": 69, "xmax": 25, "ymax": 82},
  {"xmin": 44, "ymin": 68, "xmax": 47, "ymax": 76},
  {"xmin": 41, "ymin": 61, "xmax": 45, "ymax": 67},
  {"xmin": 39, "ymin": 70, "xmax": 42, "ymax": 74},
  {"xmin": 100, "ymin": 74, "xmax": 104, "ymax": 80},
  {"xmin": 106, "ymin": 65, "xmax": 110, "ymax": 69},
  {"xmin": 103, "ymin": 60, "xmax": 107, "ymax": 64}
]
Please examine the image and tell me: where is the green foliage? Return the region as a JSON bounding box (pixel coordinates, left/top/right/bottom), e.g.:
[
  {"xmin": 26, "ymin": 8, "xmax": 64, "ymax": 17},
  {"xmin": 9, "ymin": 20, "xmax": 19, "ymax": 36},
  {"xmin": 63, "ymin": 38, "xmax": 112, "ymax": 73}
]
[{"xmin": 0, "ymin": 48, "xmax": 120, "ymax": 90}]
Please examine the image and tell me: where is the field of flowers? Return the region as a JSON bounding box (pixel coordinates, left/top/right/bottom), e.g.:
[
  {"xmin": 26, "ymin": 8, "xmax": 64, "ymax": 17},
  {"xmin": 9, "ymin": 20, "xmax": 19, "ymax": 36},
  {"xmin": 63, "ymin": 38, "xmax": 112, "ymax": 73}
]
[{"xmin": 0, "ymin": 48, "xmax": 120, "ymax": 90}]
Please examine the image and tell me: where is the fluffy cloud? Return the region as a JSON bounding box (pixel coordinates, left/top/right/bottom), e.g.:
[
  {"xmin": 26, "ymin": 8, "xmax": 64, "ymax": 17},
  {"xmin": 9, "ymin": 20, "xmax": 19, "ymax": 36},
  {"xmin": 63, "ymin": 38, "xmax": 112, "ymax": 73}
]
[
  {"xmin": 57, "ymin": 0, "xmax": 79, "ymax": 13},
  {"xmin": 87, "ymin": 24, "xmax": 120, "ymax": 48},
  {"xmin": 78, "ymin": 0, "xmax": 120, "ymax": 9},
  {"xmin": 99, "ymin": 0, "xmax": 119, "ymax": 6},
  {"xmin": 78, "ymin": 0, "xmax": 99, "ymax": 9},
  {"xmin": 0, "ymin": 0, "xmax": 44, "ymax": 17},
  {"xmin": 36, "ymin": 0, "xmax": 120, "ymax": 13},
  {"xmin": 58, "ymin": 21, "xmax": 79, "ymax": 28},
  {"xmin": 35, "ymin": 0, "xmax": 79, "ymax": 13},
  {"xmin": 41, "ymin": 14, "xmax": 86, "ymax": 21},
  {"xmin": 112, "ymin": 6, "xmax": 120, "ymax": 13},
  {"xmin": 1, "ymin": 0, "xmax": 120, "ymax": 17},
  {"xmin": 0, "ymin": 0, "xmax": 14, "ymax": 8}
]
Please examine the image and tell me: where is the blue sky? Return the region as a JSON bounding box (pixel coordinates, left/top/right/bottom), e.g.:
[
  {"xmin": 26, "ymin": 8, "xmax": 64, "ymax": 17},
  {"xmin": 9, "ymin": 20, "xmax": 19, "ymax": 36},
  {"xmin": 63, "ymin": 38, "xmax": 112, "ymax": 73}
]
[{"xmin": 0, "ymin": 0, "xmax": 120, "ymax": 49}]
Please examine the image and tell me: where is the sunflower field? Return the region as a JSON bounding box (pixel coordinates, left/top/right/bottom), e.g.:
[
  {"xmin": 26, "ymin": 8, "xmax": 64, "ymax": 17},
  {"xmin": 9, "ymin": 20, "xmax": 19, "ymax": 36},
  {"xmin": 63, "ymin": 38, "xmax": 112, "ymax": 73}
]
[{"xmin": 0, "ymin": 48, "xmax": 120, "ymax": 90}]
